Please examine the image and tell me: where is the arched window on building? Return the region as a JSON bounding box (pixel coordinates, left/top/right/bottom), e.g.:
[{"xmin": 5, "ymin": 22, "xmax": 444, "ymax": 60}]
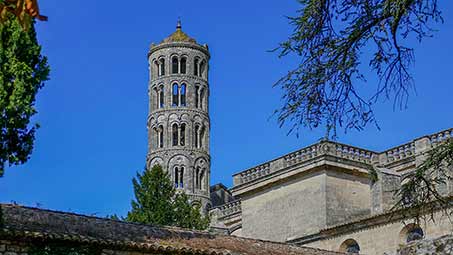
[
  {"xmin": 180, "ymin": 123, "xmax": 186, "ymax": 146},
  {"xmin": 172, "ymin": 124, "xmax": 178, "ymax": 146},
  {"xmin": 154, "ymin": 60, "xmax": 159, "ymax": 77},
  {"xmin": 179, "ymin": 167, "xmax": 184, "ymax": 188},
  {"xmin": 199, "ymin": 126, "xmax": 205, "ymax": 148},
  {"xmin": 174, "ymin": 167, "xmax": 179, "ymax": 188},
  {"xmin": 199, "ymin": 88, "xmax": 204, "ymax": 109},
  {"xmin": 158, "ymin": 125, "xmax": 164, "ymax": 148},
  {"xmin": 199, "ymin": 168, "xmax": 205, "ymax": 190},
  {"xmin": 159, "ymin": 86, "xmax": 164, "ymax": 108},
  {"xmin": 154, "ymin": 128, "xmax": 158, "ymax": 149},
  {"xmin": 400, "ymin": 224, "xmax": 424, "ymax": 244},
  {"xmin": 195, "ymin": 85, "xmax": 200, "ymax": 108},
  {"xmin": 340, "ymin": 239, "xmax": 360, "ymax": 254},
  {"xmin": 172, "ymin": 56, "xmax": 178, "ymax": 74},
  {"xmin": 195, "ymin": 167, "xmax": 200, "ymax": 189},
  {"xmin": 200, "ymin": 60, "xmax": 206, "ymax": 78},
  {"xmin": 407, "ymin": 227, "xmax": 424, "ymax": 243},
  {"xmin": 194, "ymin": 125, "xmax": 200, "ymax": 148},
  {"xmin": 153, "ymin": 88, "xmax": 159, "ymax": 110},
  {"xmin": 180, "ymin": 57, "xmax": 187, "ymax": 74},
  {"xmin": 159, "ymin": 58, "xmax": 165, "ymax": 76},
  {"xmin": 194, "ymin": 58, "xmax": 199, "ymax": 76},
  {"xmin": 172, "ymin": 83, "xmax": 179, "ymax": 106},
  {"xmin": 180, "ymin": 84, "xmax": 186, "ymax": 106}
]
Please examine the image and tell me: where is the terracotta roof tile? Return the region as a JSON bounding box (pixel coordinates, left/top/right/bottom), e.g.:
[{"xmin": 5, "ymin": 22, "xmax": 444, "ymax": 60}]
[{"xmin": 0, "ymin": 204, "xmax": 341, "ymax": 255}]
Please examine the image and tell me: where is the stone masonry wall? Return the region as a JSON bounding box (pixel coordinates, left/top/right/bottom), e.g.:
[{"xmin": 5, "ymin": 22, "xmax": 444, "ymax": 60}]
[
  {"xmin": 305, "ymin": 211, "xmax": 453, "ymax": 255},
  {"xmin": 241, "ymin": 171, "xmax": 327, "ymax": 242},
  {"xmin": 398, "ymin": 234, "xmax": 453, "ymax": 255}
]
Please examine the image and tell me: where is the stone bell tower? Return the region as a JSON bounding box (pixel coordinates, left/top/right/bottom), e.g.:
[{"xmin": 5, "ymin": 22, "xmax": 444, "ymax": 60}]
[{"xmin": 147, "ymin": 20, "xmax": 211, "ymax": 211}]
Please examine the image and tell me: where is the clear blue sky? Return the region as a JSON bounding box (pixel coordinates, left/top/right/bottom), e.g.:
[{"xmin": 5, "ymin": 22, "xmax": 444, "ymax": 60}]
[{"xmin": 1, "ymin": 0, "xmax": 453, "ymax": 217}]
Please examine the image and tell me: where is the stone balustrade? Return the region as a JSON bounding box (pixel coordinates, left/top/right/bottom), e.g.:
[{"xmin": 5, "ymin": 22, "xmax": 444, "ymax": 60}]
[
  {"xmin": 429, "ymin": 128, "xmax": 453, "ymax": 145},
  {"xmin": 284, "ymin": 144, "xmax": 320, "ymax": 167},
  {"xmin": 382, "ymin": 141, "xmax": 416, "ymax": 164},
  {"xmin": 332, "ymin": 142, "xmax": 375, "ymax": 163},
  {"xmin": 216, "ymin": 200, "xmax": 242, "ymax": 218},
  {"xmin": 236, "ymin": 163, "xmax": 271, "ymax": 184},
  {"xmin": 232, "ymin": 128, "xmax": 453, "ymax": 187},
  {"xmin": 234, "ymin": 141, "xmax": 376, "ymax": 186}
]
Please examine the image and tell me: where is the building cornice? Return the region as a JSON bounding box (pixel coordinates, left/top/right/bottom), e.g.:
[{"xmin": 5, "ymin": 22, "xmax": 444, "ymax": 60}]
[{"xmin": 149, "ymin": 42, "xmax": 210, "ymax": 58}]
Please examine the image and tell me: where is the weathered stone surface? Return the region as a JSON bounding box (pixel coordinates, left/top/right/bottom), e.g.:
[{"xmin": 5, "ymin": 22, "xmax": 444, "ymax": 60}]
[{"xmin": 398, "ymin": 235, "xmax": 453, "ymax": 255}]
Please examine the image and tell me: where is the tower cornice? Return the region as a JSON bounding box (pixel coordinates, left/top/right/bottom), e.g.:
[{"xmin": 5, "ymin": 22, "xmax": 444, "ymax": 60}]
[{"xmin": 148, "ymin": 42, "xmax": 210, "ymax": 58}]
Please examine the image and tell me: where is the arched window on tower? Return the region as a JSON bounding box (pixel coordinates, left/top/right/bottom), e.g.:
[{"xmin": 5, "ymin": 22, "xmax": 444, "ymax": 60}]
[
  {"xmin": 200, "ymin": 168, "xmax": 205, "ymax": 190},
  {"xmin": 199, "ymin": 88, "xmax": 204, "ymax": 109},
  {"xmin": 154, "ymin": 60, "xmax": 159, "ymax": 77},
  {"xmin": 172, "ymin": 56, "xmax": 178, "ymax": 74},
  {"xmin": 172, "ymin": 83, "xmax": 179, "ymax": 106},
  {"xmin": 153, "ymin": 88, "xmax": 159, "ymax": 110},
  {"xmin": 180, "ymin": 57, "xmax": 187, "ymax": 74},
  {"xmin": 158, "ymin": 125, "xmax": 164, "ymax": 148},
  {"xmin": 195, "ymin": 167, "xmax": 200, "ymax": 189},
  {"xmin": 172, "ymin": 124, "xmax": 178, "ymax": 146},
  {"xmin": 179, "ymin": 167, "xmax": 184, "ymax": 188},
  {"xmin": 180, "ymin": 123, "xmax": 186, "ymax": 146},
  {"xmin": 195, "ymin": 85, "xmax": 200, "ymax": 108},
  {"xmin": 180, "ymin": 84, "xmax": 186, "ymax": 106},
  {"xmin": 200, "ymin": 60, "xmax": 206, "ymax": 78},
  {"xmin": 194, "ymin": 125, "xmax": 200, "ymax": 148},
  {"xmin": 159, "ymin": 86, "xmax": 164, "ymax": 108},
  {"xmin": 174, "ymin": 167, "xmax": 179, "ymax": 188},
  {"xmin": 159, "ymin": 58, "xmax": 165, "ymax": 76},
  {"xmin": 200, "ymin": 126, "xmax": 205, "ymax": 148},
  {"xmin": 194, "ymin": 58, "xmax": 199, "ymax": 76}
]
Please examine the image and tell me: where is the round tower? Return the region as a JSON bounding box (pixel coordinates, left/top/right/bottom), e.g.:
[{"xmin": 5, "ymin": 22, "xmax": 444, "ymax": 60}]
[{"xmin": 147, "ymin": 20, "xmax": 211, "ymax": 212}]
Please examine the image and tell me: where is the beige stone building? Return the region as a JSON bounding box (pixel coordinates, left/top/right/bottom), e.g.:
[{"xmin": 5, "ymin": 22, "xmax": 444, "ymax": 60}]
[{"xmin": 210, "ymin": 128, "xmax": 453, "ymax": 255}]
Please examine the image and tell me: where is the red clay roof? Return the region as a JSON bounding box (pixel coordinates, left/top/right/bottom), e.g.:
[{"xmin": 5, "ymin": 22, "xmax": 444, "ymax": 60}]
[{"xmin": 0, "ymin": 204, "xmax": 341, "ymax": 255}]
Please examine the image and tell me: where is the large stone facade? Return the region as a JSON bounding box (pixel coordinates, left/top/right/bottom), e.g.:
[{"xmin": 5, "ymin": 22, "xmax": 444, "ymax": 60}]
[
  {"xmin": 147, "ymin": 21, "xmax": 211, "ymax": 211},
  {"xmin": 210, "ymin": 128, "xmax": 453, "ymax": 255}
]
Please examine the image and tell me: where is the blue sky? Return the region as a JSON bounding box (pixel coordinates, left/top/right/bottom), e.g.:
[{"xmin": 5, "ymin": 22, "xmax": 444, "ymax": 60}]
[{"xmin": 1, "ymin": 0, "xmax": 452, "ymax": 217}]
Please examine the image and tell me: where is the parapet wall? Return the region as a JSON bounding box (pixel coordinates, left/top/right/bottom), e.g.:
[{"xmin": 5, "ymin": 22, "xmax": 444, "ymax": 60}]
[{"xmin": 232, "ymin": 128, "xmax": 453, "ymax": 189}]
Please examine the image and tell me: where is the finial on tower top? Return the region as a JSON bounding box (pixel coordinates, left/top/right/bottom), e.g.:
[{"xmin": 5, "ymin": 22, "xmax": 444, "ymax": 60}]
[{"xmin": 176, "ymin": 17, "xmax": 182, "ymax": 30}]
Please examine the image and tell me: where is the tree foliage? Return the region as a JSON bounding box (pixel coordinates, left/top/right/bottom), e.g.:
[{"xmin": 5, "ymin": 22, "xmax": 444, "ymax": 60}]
[
  {"xmin": 0, "ymin": 0, "xmax": 47, "ymax": 30},
  {"xmin": 393, "ymin": 138, "xmax": 453, "ymax": 220},
  {"xmin": 126, "ymin": 164, "xmax": 209, "ymax": 230},
  {"xmin": 0, "ymin": 13, "xmax": 49, "ymax": 177},
  {"xmin": 275, "ymin": 0, "xmax": 442, "ymax": 137}
]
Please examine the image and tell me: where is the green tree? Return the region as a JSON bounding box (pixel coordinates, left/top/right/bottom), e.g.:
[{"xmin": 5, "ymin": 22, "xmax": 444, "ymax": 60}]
[
  {"xmin": 127, "ymin": 164, "xmax": 175, "ymax": 225},
  {"xmin": 126, "ymin": 164, "xmax": 209, "ymax": 230},
  {"xmin": 173, "ymin": 192, "xmax": 210, "ymax": 230},
  {"xmin": 275, "ymin": 0, "xmax": 452, "ymax": 219},
  {"xmin": 0, "ymin": 13, "xmax": 49, "ymax": 177}
]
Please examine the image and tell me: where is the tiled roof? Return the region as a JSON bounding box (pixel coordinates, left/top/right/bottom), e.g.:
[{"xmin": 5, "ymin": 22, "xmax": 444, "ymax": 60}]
[{"xmin": 0, "ymin": 204, "xmax": 341, "ymax": 255}]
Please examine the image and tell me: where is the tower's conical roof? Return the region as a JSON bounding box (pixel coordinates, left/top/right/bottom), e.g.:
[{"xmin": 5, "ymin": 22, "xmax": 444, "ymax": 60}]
[{"xmin": 161, "ymin": 19, "xmax": 197, "ymax": 44}]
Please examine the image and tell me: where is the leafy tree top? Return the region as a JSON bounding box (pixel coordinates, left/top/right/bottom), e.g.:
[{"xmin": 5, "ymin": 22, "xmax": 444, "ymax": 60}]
[
  {"xmin": 126, "ymin": 164, "xmax": 209, "ymax": 230},
  {"xmin": 0, "ymin": 0, "xmax": 47, "ymax": 30},
  {"xmin": 0, "ymin": 13, "xmax": 49, "ymax": 177}
]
